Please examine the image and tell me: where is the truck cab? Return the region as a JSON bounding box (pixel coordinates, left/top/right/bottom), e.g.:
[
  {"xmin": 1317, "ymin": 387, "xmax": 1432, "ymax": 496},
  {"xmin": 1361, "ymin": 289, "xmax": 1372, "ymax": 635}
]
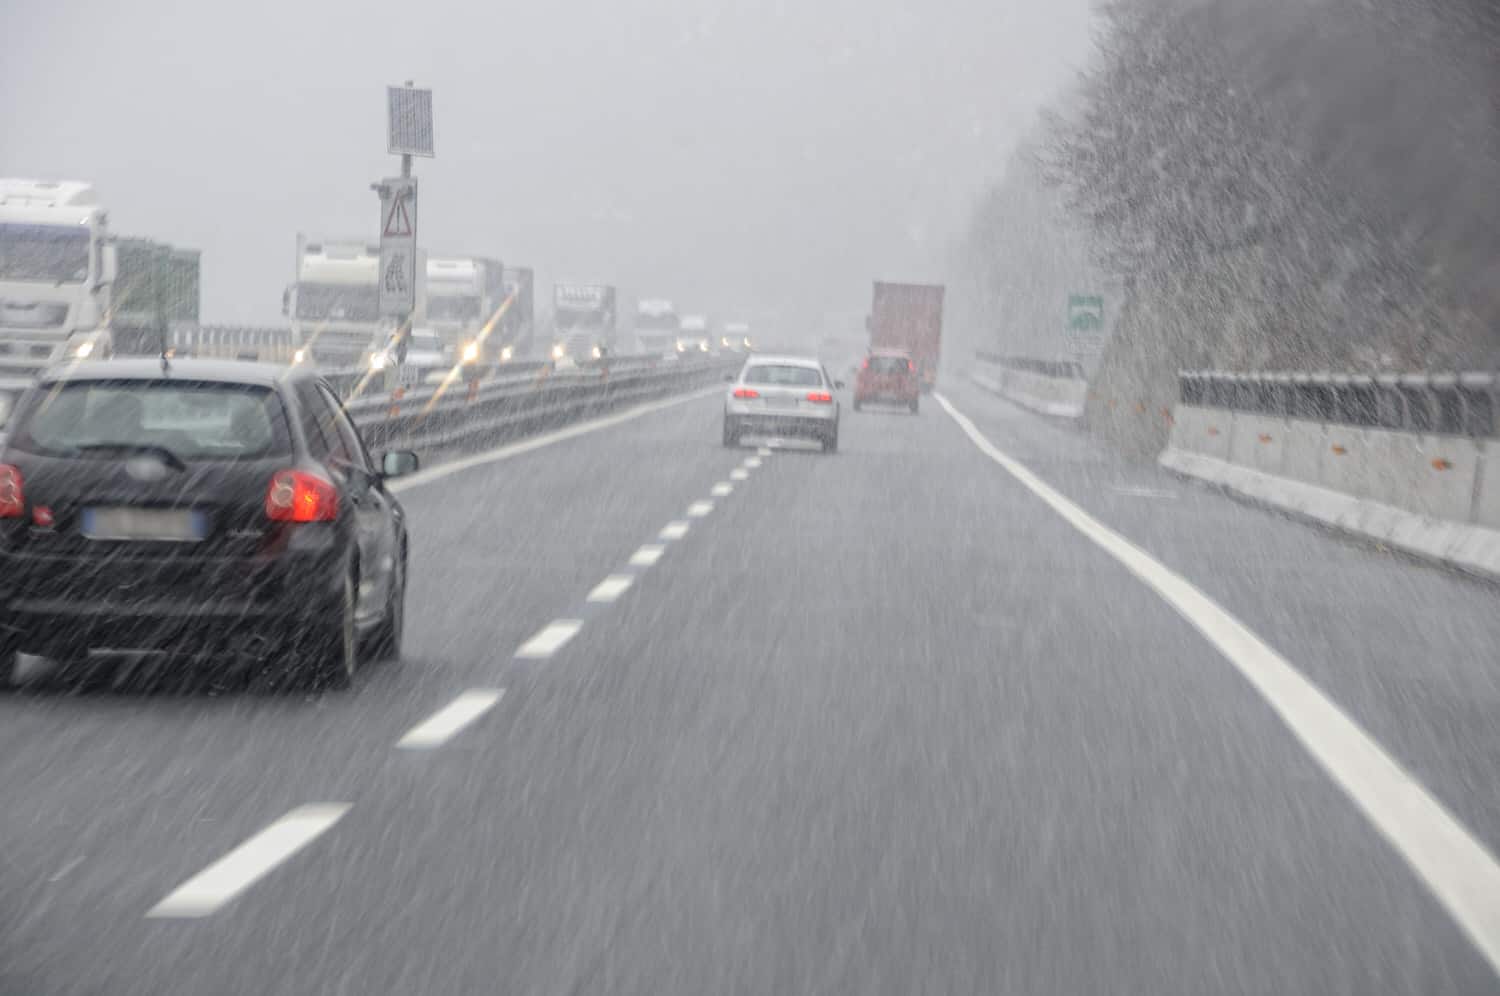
[
  {"xmin": 635, "ymin": 298, "xmax": 679, "ymax": 358},
  {"xmin": 552, "ymin": 283, "xmax": 616, "ymax": 364},
  {"xmin": 285, "ymin": 237, "xmax": 387, "ymax": 369},
  {"xmin": 0, "ymin": 179, "xmax": 118, "ymax": 384},
  {"xmin": 427, "ymin": 255, "xmax": 505, "ymax": 373}
]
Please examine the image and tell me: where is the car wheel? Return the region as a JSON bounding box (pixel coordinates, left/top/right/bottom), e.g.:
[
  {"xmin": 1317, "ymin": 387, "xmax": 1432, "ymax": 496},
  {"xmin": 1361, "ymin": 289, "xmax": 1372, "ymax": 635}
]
[
  {"xmin": 296, "ymin": 567, "xmax": 358, "ymax": 690},
  {"xmin": 366, "ymin": 545, "xmax": 406, "ymax": 663},
  {"xmin": 852, "ymin": 398, "xmax": 862, "ymax": 412},
  {"xmin": 909, "ymin": 398, "xmax": 920, "ymax": 414},
  {"xmin": 822, "ymin": 425, "xmax": 839, "ymax": 454},
  {"xmin": 722, "ymin": 418, "xmax": 739, "ymax": 448}
]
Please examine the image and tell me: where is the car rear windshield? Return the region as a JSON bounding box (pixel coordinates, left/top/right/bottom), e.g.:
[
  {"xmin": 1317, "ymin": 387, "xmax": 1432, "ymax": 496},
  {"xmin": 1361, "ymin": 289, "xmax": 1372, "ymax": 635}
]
[
  {"xmin": 8, "ymin": 380, "xmax": 292, "ymax": 461},
  {"xmin": 743, "ymin": 364, "xmax": 823, "ymax": 387},
  {"xmin": 869, "ymin": 356, "xmax": 911, "ymax": 374}
]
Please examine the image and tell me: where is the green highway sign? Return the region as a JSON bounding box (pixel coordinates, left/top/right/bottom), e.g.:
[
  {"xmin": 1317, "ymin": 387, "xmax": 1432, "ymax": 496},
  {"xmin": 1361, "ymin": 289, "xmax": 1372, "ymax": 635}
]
[{"xmin": 1065, "ymin": 294, "xmax": 1105, "ymax": 355}]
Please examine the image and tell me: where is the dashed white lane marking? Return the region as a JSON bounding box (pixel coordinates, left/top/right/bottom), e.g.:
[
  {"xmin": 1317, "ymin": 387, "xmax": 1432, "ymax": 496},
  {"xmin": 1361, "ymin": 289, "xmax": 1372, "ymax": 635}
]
[
  {"xmin": 514, "ymin": 619, "xmax": 584, "ymax": 660},
  {"xmin": 1110, "ymin": 485, "xmax": 1178, "ymax": 500},
  {"xmin": 396, "ymin": 689, "xmax": 506, "ymax": 750},
  {"xmin": 146, "ymin": 804, "xmax": 350, "ymax": 919},
  {"xmin": 936, "ymin": 392, "xmax": 1500, "ymax": 977},
  {"xmin": 687, "ymin": 500, "xmax": 714, "ymax": 518},
  {"xmin": 629, "ymin": 544, "xmax": 665, "ymax": 567},
  {"xmin": 659, "ymin": 521, "xmax": 690, "ymax": 540},
  {"xmin": 390, "ymin": 385, "xmax": 721, "ymax": 493},
  {"xmin": 744, "ymin": 457, "xmax": 762, "ymax": 469},
  {"xmin": 730, "ymin": 468, "xmax": 749, "ymax": 481},
  {"xmin": 711, "ymin": 482, "xmax": 733, "ymax": 497},
  {"xmin": 757, "ymin": 446, "xmax": 772, "ymax": 456},
  {"xmin": 586, "ymin": 574, "xmax": 634, "ymax": 603}
]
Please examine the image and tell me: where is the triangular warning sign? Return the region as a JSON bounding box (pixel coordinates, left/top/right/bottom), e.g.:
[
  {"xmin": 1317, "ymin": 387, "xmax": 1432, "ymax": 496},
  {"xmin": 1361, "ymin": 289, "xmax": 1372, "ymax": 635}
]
[{"xmin": 383, "ymin": 194, "xmax": 412, "ymax": 238}]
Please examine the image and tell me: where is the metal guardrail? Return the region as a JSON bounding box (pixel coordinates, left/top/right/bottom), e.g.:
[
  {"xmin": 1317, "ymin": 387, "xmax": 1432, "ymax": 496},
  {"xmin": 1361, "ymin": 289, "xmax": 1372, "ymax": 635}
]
[
  {"xmin": 976, "ymin": 351, "xmax": 1086, "ymax": 381},
  {"xmin": 347, "ymin": 357, "xmax": 737, "ymax": 453},
  {"xmin": 1179, "ymin": 370, "xmax": 1498, "ymax": 439}
]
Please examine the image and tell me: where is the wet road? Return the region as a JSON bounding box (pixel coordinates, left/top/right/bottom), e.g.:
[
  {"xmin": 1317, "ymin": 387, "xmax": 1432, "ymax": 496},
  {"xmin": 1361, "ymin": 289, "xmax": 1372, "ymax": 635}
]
[{"xmin": 3, "ymin": 376, "xmax": 1500, "ymax": 994}]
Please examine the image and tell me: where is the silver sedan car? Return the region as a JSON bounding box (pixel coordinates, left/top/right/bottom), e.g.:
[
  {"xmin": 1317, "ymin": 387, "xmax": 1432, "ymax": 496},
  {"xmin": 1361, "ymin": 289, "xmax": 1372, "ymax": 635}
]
[{"xmin": 722, "ymin": 355, "xmax": 843, "ymax": 452}]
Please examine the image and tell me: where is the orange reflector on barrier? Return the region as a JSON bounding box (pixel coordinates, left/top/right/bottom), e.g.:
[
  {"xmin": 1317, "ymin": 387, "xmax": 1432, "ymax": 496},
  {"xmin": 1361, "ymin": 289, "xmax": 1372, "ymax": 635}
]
[
  {"xmin": 1432, "ymin": 458, "xmax": 1453, "ymax": 471},
  {"xmin": 1258, "ymin": 433, "xmax": 1273, "ymax": 444},
  {"xmin": 1206, "ymin": 427, "xmax": 1220, "ymax": 437},
  {"xmin": 1331, "ymin": 444, "xmax": 1347, "ymax": 455}
]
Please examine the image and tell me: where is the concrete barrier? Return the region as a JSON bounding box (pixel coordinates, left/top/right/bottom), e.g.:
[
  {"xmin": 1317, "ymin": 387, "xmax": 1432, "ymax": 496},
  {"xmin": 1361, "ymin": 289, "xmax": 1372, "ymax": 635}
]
[
  {"xmin": 1162, "ymin": 370, "xmax": 1500, "ymax": 582},
  {"xmin": 971, "ymin": 355, "xmax": 1087, "ymax": 419}
]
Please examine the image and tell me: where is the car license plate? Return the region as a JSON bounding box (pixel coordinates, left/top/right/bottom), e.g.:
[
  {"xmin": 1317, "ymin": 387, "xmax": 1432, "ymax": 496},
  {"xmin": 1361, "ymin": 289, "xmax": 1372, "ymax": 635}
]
[
  {"xmin": 764, "ymin": 395, "xmax": 798, "ymax": 409},
  {"xmin": 81, "ymin": 508, "xmax": 207, "ymax": 542}
]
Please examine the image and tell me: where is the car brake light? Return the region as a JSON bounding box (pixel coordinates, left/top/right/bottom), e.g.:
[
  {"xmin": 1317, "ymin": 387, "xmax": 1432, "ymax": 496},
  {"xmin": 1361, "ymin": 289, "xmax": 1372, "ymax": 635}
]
[
  {"xmin": 862, "ymin": 357, "xmax": 870, "ymax": 370},
  {"xmin": 807, "ymin": 391, "xmax": 833, "ymax": 404},
  {"xmin": 908, "ymin": 360, "xmax": 915, "ymax": 373},
  {"xmin": 733, "ymin": 387, "xmax": 759, "ymax": 399},
  {"xmin": 0, "ymin": 465, "xmax": 22, "ymax": 518},
  {"xmin": 265, "ymin": 470, "xmax": 338, "ymax": 522}
]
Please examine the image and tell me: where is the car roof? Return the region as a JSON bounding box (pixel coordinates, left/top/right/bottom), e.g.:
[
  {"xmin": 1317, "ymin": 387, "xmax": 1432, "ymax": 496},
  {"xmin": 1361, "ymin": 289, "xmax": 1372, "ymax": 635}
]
[
  {"xmin": 38, "ymin": 357, "xmax": 315, "ymax": 389},
  {"xmin": 869, "ymin": 348, "xmax": 912, "ymax": 357},
  {"xmin": 743, "ymin": 354, "xmax": 822, "ymax": 368}
]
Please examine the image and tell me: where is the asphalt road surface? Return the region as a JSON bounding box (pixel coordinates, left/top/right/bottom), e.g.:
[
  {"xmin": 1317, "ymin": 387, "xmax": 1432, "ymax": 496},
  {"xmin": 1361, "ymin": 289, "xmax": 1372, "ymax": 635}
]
[{"xmin": 4, "ymin": 376, "xmax": 1500, "ymax": 994}]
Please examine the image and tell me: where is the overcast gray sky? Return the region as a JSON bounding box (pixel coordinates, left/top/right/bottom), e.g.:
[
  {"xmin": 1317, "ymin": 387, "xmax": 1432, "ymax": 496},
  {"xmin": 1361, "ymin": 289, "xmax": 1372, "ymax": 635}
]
[{"xmin": 3, "ymin": 0, "xmax": 1091, "ymax": 333}]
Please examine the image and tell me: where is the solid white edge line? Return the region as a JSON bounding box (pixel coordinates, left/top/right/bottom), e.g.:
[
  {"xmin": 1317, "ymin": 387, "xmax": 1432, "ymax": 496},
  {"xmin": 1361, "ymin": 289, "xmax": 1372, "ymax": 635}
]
[
  {"xmin": 514, "ymin": 619, "xmax": 584, "ymax": 660},
  {"xmin": 743, "ymin": 457, "xmax": 762, "ymax": 469},
  {"xmin": 389, "ymin": 385, "xmax": 721, "ymax": 493},
  {"xmin": 146, "ymin": 804, "xmax": 350, "ymax": 919},
  {"xmin": 757, "ymin": 446, "xmax": 772, "ymax": 456},
  {"xmin": 659, "ymin": 521, "xmax": 690, "ymax": 540},
  {"xmin": 729, "ymin": 468, "xmax": 749, "ymax": 481},
  {"xmin": 586, "ymin": 574, "xmax": 635, "ymax": 603},
  {"xmin": 711, "ymin": 483, "xmax": 733, "ymax": 497},
  {"xmin": 396, "ymin": 689, "xmax": 505, "ymax": 750},
  {"xmin": 935, "ymin": 391, "xmax": 1500, "ymax": 977},
  {"xmin": 629, "ymin": 545, "xmax": 665, "ymax": 567},
  {"xmin": 687, "ymin": 500, "xmax": 714, "ymax": 518}
]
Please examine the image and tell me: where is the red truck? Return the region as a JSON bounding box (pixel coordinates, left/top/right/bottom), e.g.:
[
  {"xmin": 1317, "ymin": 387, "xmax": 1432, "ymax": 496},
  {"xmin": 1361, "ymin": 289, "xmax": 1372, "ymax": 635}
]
[{"xmin": 866, "ymin": 281, "xmax": 944, "ymax": 393}]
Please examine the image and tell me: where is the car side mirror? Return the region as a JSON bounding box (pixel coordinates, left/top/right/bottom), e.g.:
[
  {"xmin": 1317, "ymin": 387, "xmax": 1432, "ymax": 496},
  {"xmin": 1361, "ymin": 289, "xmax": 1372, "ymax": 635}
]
[
  {"xmin": 723, "ymin": 372, "xmax": 736, "ymax": 382},
  {"xmin": 381, "ymin": 450, "xmax": 419, "ymax": 479}
]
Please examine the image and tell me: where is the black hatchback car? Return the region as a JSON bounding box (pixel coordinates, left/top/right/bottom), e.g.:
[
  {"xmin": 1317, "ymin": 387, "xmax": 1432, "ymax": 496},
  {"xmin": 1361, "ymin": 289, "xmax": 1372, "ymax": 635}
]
[{"xmin": 0, "ymin": 359, "xmax": 417, "ymax": 689}]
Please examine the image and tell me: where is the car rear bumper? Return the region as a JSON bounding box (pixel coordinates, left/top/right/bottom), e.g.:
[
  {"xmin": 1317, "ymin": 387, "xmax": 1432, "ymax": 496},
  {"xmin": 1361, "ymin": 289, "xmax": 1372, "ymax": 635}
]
[
  {"xmin": 725, "ymin": 412, "xmax": 836, "ymax": 439},
  {"xmin": 0, "ymin": 548, "xmax": 344, "ymax": 657}
]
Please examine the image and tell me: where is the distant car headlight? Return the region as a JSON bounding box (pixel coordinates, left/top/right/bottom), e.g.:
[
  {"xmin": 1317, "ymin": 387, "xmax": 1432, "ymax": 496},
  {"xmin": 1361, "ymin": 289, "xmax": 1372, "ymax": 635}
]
[
  {"xmin": 292, "ymin": 348, "xmax": 307, "ymax": 364},
  {"xmin": 699, "ymin": 342, "xmax": 709, "ymax": 352},
  {"xmin": 676, "ymin": 343, "xmax": 687, "ymax": 353},
  {"xmin": 369, "ymin": 351, "xmax": 389, "ymax": 371},
  {"xmin": 500, "ymin": 345, "xmax": 514, "ymax": 361},
  {"xmin": 71, "ymin": 340, "xmax": 95, "ymax": 359},
  {"xmin": 591, "ymin": 345, "xmax": 603, "ymax": 359},
  {"xmin": 461, "ymin": 341, "xmax": 481, "ymax": 364},
  {"xmin": 551, "ymin": 343, "xmax": 566, "ymax": 360}
]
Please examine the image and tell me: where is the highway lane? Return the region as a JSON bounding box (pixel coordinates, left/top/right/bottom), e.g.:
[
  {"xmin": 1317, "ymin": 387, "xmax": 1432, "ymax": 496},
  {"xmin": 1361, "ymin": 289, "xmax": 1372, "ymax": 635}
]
[{"xmin": 3, "ymin": 379, "xmax": 1500, "ymax": 992}]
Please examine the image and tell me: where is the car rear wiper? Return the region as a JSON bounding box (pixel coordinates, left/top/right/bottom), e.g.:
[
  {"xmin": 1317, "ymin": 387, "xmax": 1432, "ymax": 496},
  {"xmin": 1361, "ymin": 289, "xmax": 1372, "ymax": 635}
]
[{"xmin": 75, "ymin": 443, "xmax": 187, "ymax": 472}]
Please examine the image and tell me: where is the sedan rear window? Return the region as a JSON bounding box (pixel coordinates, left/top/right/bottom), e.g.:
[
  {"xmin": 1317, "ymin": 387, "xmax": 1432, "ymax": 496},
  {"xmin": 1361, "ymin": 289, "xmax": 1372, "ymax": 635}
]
[
  {"xmin": 8, "ymin": 380, "xmax": 292, "ymax": 461},
  {"xmin": 743, "ymin": 364, "xmax": 822, "ymax": 387},
  {"xmin": 869, "ymin": 356, "xmax": 911, "ymax": 374}
]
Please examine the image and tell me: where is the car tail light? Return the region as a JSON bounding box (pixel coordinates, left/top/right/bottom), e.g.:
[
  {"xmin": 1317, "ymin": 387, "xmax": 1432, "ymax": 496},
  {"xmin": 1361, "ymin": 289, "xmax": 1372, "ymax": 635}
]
[
  {"xmin": 862, "ymin": 357, "xmax": 870, "ymax": 369},
  {"xmin": 733, "ymin": 387, "xmax": 759, "ymax": 399},
  {"xmin": 265, "ymin": 470, "xmax": 338, "ymax": 522},
  {"xmin": 0, "ymin": 465, "xmax": 22, "ymax": 518},
  {"xmin": 806, "ymin": 391, "xmax": 834, "ymax": 404},
  {"xmin": 908, "ymin": 360, "xmax": 915, "ymax": 373}
]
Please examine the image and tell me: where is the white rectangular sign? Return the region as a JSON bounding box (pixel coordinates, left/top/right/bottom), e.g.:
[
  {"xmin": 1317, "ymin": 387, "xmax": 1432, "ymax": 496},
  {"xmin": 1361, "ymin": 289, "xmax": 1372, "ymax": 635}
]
[{"xmin": 378, "ymin": 177, "xmax": 418, "ymax": 317}]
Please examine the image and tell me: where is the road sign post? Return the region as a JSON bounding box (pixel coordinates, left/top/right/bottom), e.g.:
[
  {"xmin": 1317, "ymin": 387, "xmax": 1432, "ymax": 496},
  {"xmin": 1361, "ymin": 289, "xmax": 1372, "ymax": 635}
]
[{"xmin": 373, "ymin": 82, "xmax": 433, "ymax": 389}]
